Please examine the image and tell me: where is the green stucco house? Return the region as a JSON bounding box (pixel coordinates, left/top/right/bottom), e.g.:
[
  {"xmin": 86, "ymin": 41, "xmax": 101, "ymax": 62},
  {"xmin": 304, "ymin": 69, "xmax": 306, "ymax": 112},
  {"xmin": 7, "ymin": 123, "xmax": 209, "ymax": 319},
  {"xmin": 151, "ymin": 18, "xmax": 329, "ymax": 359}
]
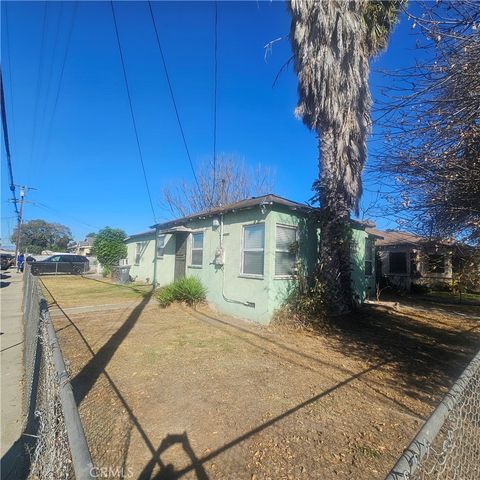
[{"xmin": 125, "ymin": 194, "xmax": 377, "ymax": 324}]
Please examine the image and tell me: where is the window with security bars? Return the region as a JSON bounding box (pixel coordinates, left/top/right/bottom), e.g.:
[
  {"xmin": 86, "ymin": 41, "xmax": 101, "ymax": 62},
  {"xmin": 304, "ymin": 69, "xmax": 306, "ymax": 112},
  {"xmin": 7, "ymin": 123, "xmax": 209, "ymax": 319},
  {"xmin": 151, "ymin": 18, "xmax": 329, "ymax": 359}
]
[
  {"xmin": 191, "ymin": 232, "xmax": 203, "ymax": 266},
  {"xmin": 275, "ymin": 225, "xmax": 297, "ymax": 276},
  {"xmin": 157, "ymin": 234, "xmax": 165, "ymax": 257},
  {"xmin": 242, "ymin": 224, "xmax": 264, "ymax": 276},
  {"xmin": 365, "ymin": 238, "xmax": 374, "ymax": 276}
]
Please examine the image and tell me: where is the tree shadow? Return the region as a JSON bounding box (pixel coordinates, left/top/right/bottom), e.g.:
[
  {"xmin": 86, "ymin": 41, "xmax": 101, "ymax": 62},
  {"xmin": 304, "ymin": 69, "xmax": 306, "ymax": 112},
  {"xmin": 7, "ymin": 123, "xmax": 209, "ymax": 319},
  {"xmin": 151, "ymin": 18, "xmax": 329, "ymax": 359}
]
[
  {"xmin": 55, "ymin": 289, "xmax": 154, "ymax": 405},
  {"xmin": 139, "ymin": 432, "xmax": 209, "ymax": 480},
  {"xmin": 143, "ymin": 361, "xmax": 386, "ymax": 479},
  {"xmin": 41, "ymin": 280, "xmax": 166, "ymax": 474},
  {"xmin": 313, "ymin": 304, "xmax": 480, "ymax": 402}
]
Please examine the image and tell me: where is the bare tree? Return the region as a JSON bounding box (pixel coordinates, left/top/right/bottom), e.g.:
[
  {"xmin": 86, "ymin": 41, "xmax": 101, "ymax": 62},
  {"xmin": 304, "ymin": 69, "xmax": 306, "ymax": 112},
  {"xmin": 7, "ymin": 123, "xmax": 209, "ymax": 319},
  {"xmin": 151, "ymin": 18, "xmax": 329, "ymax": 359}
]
[
  {"xmin": 373, "ymin": 0, "xmax": 480, "ymax": 244},
  {"xmin": 161, "ymin": 154, "xmax": 275, "ymax": 218}
]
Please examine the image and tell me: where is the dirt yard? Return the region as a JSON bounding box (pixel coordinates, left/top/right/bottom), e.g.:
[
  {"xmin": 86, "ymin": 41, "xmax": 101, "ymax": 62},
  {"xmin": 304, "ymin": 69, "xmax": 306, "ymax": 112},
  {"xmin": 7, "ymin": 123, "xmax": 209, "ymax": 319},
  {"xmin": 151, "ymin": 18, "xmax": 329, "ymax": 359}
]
[{"xmin": 41, "ymin": 275, "xmax": 480, "ymax": 480}]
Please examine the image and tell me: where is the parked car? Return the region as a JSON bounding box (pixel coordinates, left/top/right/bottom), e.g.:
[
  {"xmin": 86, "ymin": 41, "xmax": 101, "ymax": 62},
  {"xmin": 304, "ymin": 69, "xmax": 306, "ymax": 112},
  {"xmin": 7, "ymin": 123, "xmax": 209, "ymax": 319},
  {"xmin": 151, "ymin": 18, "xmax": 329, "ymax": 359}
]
[
  {"xmin": 30, "ymin": 254, "xmax": 89, "ymax": 275},
  {"xmin": 1, "ymin": 254, "xmax": 15, "ymax": 270}
]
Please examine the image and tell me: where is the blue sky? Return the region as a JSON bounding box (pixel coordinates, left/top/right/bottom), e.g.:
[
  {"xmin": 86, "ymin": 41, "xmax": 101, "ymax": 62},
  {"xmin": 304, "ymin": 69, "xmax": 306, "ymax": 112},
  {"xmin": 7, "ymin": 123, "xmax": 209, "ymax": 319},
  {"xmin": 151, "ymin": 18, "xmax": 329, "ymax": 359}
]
[{"xmin": 1, "ymin": 1, "xmax": 424, "ymax": 245}]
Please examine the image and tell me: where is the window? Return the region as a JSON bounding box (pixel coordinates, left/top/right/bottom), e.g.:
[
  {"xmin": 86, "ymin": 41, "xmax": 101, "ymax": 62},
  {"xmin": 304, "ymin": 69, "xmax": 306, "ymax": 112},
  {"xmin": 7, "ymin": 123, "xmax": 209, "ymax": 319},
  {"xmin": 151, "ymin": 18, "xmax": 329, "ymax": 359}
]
[
  {"xmin": 191, "ymin": 232, "xmax": 203, "ymax": 266},
  {"xmin": 428, "ymin": 254, "xmax": 445, "ymax": 274},
  {"xmin": 389, "ymin": 252, "xmax": 407, "ymax": 274},
  {"xmin": 157, "ymin": 234, "xmax": 165, "ymax": 257},
  {"xmin": 242, "ymin": 224, "xmax": 264, "ymax": 276},
  {"xmin": 452, "ymin": 256, "xmax": 464, "ymax": 274},
  {"xmin": 365, "ymin": 238, "xmax": 374, "ymax": 276},
  {"xmin": 135, "ymin": 243, "xmax": 142, "ymax": 265},
  {"xmin": 275, "ymin": 225, "xmax": 297, "ymax": 276}
]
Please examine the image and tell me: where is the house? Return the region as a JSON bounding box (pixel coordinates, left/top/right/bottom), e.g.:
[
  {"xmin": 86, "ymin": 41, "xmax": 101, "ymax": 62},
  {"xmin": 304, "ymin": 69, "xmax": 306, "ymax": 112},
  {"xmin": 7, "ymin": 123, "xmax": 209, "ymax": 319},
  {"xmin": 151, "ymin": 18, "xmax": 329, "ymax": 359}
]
[
  {"xmin": 126, "ymin": 194, "xmax": 378, "ymax": 324},
  {"xmin": 67, "ymin": 235, "xmax": 95, "ymax": 256},
  {"xmin": 366, "ymin": 228, "xmax": 479, "ymax": 292}
]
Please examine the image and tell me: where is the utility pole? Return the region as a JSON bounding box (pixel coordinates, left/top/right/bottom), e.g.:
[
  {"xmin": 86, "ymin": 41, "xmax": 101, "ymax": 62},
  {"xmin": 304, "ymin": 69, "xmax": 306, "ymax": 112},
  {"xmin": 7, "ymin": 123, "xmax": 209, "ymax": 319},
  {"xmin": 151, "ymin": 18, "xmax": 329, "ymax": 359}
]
[{"xmin": 14, "ymin": 186, "xmax": 26, "ymax": 266}]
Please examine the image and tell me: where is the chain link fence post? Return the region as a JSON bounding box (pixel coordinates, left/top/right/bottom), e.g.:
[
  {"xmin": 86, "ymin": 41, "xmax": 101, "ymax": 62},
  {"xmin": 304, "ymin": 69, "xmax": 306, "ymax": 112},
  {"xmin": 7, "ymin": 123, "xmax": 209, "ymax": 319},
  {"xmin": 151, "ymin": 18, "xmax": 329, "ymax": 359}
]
[{"xmin": 22, "ymin": 269, "xmax": 95, "ymax": 480}]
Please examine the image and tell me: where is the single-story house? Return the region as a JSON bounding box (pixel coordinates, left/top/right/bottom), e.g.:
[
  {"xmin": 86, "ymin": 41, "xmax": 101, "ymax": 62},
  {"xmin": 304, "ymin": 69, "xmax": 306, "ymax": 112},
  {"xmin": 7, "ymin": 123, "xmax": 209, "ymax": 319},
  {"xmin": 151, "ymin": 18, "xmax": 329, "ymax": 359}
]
[
  {"xmin": 126, "ymin": 194, "xmax": 378, "ymax": 324},
  {"xmin": 365, "ymin": 228, "xmax": 479, "ymax": 292},
  {"xmin": 67, "ymin": 235, "xmax": 95, "ymax": 256}
]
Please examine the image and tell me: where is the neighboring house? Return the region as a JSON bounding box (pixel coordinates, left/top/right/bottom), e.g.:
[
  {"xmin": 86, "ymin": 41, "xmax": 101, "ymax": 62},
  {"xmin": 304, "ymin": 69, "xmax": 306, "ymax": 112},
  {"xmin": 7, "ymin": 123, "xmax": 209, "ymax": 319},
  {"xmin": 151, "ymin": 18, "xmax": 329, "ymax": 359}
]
[
  {"xmin": 67, "ymin": 236, "xmax": 95, "ymax": 256},
  {"xmin": 366, "ymin": 228, "xmax": 479, "ymax": 291},
  {"xmin": 126, "ymin": 194, "xmax": 378, "ymax": 324}
]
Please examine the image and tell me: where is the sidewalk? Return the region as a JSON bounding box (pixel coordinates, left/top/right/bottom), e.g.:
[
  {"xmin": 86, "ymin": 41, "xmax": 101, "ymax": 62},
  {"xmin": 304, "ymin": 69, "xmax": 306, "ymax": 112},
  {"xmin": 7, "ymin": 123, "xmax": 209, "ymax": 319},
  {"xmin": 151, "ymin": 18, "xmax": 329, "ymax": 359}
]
[{"xmin": 1, "ymin": 270, "xmax": 27, "ymax": 478}]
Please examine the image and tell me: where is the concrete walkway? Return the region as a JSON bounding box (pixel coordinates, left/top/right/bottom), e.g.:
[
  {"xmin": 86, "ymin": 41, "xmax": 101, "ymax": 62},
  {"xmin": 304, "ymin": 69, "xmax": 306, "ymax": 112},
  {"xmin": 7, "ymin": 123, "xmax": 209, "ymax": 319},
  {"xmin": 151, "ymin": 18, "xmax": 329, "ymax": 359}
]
[{"xmin": 1, "ymin": 270, "xmax": 26, "ymax": 478}]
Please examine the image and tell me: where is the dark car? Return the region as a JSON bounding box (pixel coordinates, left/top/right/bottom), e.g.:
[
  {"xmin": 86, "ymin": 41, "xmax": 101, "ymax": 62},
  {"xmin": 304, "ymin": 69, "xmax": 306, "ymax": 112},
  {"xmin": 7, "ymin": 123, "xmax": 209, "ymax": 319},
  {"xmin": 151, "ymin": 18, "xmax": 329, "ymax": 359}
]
[
  {"xmin": 1, "ymin": 254, "xmax": 15, "ymax": 270},
  {"xmin": 30, "ymin": 254, "xmax": 89, "ymax": 276}
]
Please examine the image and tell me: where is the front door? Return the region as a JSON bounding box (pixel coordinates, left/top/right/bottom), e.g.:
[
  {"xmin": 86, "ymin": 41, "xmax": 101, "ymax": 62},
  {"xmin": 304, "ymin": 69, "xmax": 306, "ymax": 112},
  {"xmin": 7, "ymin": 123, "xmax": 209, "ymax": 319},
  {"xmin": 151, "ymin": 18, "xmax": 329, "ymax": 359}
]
[{"xmin": 174, "ymin": 232, "xmax": 188, "ymax": 280}]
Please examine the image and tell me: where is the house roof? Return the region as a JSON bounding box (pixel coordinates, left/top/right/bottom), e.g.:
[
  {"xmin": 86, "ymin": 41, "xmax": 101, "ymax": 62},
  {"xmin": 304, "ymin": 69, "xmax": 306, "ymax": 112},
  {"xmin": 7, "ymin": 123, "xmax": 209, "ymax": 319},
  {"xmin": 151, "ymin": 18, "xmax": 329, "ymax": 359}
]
[
  {"xmin": 366, "ymin": 228, "xmax": 458, "ymax": 248},
  {"xmin": 365, "ymin": 228, "xmax": 422, "ymax": 247},
  {"xmin": 150, "ymin": 193, "xmax": 373, "ymax": 230},
  {"xmin": 125, "ymin": 229, "xmax": 156, "ymax": 241},
  {"xmin": 150, "ymin": 194, "xmax": 311, "ymax": 229}
]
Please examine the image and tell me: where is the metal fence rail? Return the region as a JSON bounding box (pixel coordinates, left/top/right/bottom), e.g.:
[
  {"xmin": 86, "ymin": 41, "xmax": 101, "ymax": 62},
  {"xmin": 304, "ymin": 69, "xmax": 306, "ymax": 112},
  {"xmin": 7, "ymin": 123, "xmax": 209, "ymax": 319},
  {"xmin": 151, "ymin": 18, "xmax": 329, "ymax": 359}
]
[
  {"xmin": 22, "ymin": 270, "xmax": 95, "ymax": 479},
  {"xmin": 386, "ymin": 349, "xmax": 480, "ymax": 480}
]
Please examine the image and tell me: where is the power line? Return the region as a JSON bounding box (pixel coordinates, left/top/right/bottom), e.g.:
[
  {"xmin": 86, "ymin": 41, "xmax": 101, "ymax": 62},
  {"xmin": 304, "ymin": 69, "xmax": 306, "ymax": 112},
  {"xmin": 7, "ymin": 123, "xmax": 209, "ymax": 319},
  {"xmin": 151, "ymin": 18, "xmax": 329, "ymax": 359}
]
[
  {"xmin": 147, "ymin": 1, "xmax": 201, "ymax": 194},
  {"xmin": 37, "ymin": 2, "xmax": 64, "ymax": 159},
  {"xmin": 31, "ymin": 201, "xmax": 101, "ymax": 230},
  {"xmin": 4, "ymin": 3, "xmax": 16, "ymax": 154},
  {"xmin": 0, "ymin": 68, "xmax": 19, "ymax": 217},
  {"xmin": 28, "ymin": 1, "xmax": 48, "ymax": 179},
  {"xmin": 41, "ymin": 1, "xmax": 78, "ymax": 172},
  {"xmin": 110, "ymin": 1, "xmax": 157, "ymax": 222},
  {"xmin": 211, "ymin": 0, "xmax": 218, "ymax": 206}
]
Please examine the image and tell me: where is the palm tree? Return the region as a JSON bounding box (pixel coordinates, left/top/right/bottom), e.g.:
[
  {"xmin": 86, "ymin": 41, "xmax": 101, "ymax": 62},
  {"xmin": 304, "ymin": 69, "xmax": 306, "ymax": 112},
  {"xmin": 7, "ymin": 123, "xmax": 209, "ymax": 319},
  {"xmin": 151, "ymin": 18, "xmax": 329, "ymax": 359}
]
[{"xmin": 289, "ymin": 0, "xmax": 403, "ymax": 314}]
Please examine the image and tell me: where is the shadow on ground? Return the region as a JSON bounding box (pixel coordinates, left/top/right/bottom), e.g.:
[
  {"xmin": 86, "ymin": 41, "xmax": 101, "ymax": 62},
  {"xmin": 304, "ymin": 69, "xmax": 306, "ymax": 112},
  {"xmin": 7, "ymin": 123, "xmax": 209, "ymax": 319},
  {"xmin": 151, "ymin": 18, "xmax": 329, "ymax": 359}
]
[{"xmin": 313, "ymin": 304, "xmax": 480, "ymax": 402}]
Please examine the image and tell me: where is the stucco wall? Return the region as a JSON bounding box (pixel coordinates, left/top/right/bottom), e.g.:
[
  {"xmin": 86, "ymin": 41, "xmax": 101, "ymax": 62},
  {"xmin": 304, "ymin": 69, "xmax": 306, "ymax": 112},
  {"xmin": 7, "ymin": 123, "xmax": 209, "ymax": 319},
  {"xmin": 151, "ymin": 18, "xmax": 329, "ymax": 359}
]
[
  {"xmin": 156, "ymin": 233, "xmax": 176, "ymax": 286},
  {"xmin": 126, "ymin": 206, "xmax": 373, "ymax": 323},
  {"xmin": 126, "ymin": 235, "xmax": 155, "ymax": 283},
  {"xmin": 351, "ymin": 229, "xmax": 375, "ymax": 302},
  {"xmin": 177, "ymin": 209, "xmax": 273, "ymax": 323}
]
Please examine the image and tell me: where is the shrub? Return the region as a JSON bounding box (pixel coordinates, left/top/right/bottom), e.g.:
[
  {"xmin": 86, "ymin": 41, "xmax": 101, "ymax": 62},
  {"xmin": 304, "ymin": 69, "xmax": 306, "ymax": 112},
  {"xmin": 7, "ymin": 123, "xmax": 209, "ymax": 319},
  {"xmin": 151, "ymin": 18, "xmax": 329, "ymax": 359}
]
[
  {"xmin": 157, "ymin": 277, "xmax": 207, "ymax": 308},
  {"xmin": 102, "ymin": 266, "xmax": 112, "ymax": 278},
  {"xmin": 272, "ymin": 276, "xmax": 327, "ymax": 330},
  {"xmin": 93, "ymin": 227, "xmax": 127, "ymax": 269},
  {"xmin": 411, "ymin": 283, "xmax": 430, "ymax": 295}
]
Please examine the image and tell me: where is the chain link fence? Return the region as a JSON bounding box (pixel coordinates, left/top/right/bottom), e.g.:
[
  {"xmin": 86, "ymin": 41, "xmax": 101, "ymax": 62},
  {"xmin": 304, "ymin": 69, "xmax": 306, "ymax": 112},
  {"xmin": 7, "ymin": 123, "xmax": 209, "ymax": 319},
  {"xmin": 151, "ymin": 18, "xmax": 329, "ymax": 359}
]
[
  {"xmin": 22, "ymin": 269, "xmax": 95, "ymax": 480},
  {"xmin": 386, "ymin": 349, "xmax": 480, "ymax": 480}
]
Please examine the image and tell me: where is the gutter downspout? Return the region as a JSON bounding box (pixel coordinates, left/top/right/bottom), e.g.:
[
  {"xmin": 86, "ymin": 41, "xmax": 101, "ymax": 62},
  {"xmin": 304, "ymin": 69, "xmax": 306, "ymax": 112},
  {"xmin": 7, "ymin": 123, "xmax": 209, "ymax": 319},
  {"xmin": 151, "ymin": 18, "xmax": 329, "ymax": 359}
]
[{"xmin": 152, "ymin": 227, "xmax": 158, "ymax": 288}]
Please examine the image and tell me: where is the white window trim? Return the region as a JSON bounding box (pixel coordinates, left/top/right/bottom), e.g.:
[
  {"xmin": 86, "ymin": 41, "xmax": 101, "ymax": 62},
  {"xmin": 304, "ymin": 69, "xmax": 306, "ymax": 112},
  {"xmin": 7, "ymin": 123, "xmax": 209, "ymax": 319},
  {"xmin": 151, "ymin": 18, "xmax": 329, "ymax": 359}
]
[
  {"xmin": 134, "ymin": 242, "xmax": 142, "ymax": 266},
  {"xmin": 157, "ymin": 234, "xmax": 166, "ymax": 258},
  {"xmin": 189, "ymin": 232, "xmax": 204, "ymax": 268},
  {"xmin": 240, "ymin": 222, "xmax": 265, "ymax": 278},
  {"xmin": 274, "ymin": 224, "xmax": 298, "ymax": 279}
]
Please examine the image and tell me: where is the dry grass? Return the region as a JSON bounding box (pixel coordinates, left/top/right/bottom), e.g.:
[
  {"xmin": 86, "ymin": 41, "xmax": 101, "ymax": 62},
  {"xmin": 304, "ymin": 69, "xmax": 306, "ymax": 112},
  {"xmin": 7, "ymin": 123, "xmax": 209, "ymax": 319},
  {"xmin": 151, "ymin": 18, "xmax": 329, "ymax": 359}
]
[
  {"xmin": 40, "ymin": 275, "xmax": 151, "ymax": 308},
  {"xmin": 45, "ymin": 276, "xmax": 479, "ymax": 480}
]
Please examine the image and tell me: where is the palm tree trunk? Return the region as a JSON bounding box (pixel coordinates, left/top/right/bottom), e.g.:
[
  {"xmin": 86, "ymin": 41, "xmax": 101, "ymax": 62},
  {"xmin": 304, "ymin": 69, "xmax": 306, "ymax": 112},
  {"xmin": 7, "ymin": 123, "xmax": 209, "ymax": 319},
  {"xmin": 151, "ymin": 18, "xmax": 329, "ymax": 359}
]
[{"xmin": 317, "ymin": 125, "xmax": 353, "ymax": 315}]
